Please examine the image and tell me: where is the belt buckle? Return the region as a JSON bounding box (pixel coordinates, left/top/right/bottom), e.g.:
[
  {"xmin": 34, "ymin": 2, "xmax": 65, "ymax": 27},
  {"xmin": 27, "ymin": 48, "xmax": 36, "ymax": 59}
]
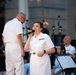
[{"xmin": 33, "ymin": 52, "xmax": 35, "ymax": 54}]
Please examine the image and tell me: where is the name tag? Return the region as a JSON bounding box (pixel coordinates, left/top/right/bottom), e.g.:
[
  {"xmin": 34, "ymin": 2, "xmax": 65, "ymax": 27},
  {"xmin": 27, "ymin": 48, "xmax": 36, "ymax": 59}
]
[{"xmin": 39, "ymin": 38, "xmax": 44, "ymax": 40}]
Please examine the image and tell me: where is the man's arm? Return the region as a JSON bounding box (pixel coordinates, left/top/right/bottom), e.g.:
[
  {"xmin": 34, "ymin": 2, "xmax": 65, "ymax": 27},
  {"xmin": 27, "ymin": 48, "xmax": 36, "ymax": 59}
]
[
  {"xmin": 2, "ymin": 36, "xmax": 6, "ymax": 46},
  {"xmin": 17, "ymin": 34, "xmax": 25, "ymax": 57}
]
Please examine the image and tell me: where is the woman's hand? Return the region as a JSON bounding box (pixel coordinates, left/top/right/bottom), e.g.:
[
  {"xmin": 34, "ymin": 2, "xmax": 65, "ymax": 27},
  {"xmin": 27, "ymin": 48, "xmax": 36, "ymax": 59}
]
[
  {"xmin": 24, "ymin": 30, "xmax": 33, "ymax": 50},
  {"xmin": 37, "ymin": 50, "xmax": 44, "ymax": 57},
  {"xmin": 27, "ymin": 30, "xmax": 33, "ymax": 38}
]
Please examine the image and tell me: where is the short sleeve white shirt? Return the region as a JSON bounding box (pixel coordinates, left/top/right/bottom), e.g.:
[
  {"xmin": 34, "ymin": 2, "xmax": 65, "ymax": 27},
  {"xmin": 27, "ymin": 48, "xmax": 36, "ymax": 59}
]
[
  {"xmin": 2, "ymin": 18, "xmax": 23, "ymax": 43},
  {"xmin": 65, "ymin": 45, "xmax": 76, "ymax": 55},
  {"xmin": 29, "ymin": 33, "xmax": 54, "ymax": 53}
]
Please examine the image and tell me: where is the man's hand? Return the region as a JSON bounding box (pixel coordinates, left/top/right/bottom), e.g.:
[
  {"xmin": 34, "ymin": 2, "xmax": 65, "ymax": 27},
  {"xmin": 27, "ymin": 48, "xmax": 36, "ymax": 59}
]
[{"xmin": 21, "ymin": 50, "xmax": 25, "ymax": 57}]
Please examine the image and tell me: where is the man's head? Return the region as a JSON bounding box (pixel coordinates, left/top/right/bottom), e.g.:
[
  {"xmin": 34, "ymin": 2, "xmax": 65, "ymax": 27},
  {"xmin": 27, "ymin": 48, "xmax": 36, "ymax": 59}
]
[
  {"xmin": 63, "ymin": 35, "xmax": 72, "ymax": 46},
  {"xmin": 16, "ymin": 12, "xmax": 26, "ymax": 24}
]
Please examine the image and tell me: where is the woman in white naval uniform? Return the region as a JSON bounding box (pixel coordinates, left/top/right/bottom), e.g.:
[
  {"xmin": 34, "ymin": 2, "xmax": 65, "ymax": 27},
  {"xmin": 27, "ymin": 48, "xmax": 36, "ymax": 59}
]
[{"xmin": 24, "ymin": 21, "xmax": 55, "ymax": 75}]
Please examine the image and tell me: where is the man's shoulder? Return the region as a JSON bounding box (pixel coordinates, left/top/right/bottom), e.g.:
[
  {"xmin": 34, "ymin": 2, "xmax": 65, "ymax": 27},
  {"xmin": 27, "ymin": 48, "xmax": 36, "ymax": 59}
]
[
  {"xmin": 69, "ymin": 45, "xmax": 76, "ymax": 50},
  {"xmin": 10, "ymin": 18, "xmax": 21, "ymax": 25},
  {"xmin": 5, "ymin": 18, "xmax": 15, "ymax": 25}
]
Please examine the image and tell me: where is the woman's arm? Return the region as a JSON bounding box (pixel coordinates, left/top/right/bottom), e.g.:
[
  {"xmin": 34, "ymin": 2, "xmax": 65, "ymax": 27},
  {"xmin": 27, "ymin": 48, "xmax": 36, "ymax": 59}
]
[
  {"xmin": 24, "ymin": 32, "xmax": 32, "ymax": 50},
  {"xmin": 45, "ymin": 47, "xmax": 55, "ymax": 54},
  {"xmin": 37, "ymin": 47, "xmax": 55, "ymax": 57},
  {"xmin": 24, "ymin": 37, "xmax": 31, "ymax": 50}
]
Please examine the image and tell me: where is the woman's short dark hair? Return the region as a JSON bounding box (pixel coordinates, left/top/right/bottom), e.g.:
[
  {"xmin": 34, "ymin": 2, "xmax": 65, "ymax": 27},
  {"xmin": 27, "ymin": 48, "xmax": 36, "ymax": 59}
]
[
  {"xmin": 60, "ymin": 43, "xmax": 66, "ymax": 54},
  {"xmin": 34, "ymin": 21, "xmax": 43, "ymax": 28}
]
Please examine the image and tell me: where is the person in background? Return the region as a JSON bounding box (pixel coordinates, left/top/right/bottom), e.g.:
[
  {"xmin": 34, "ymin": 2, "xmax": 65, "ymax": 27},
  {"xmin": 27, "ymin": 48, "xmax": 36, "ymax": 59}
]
[
  {"xmin": 2, "ymin": 13, "xmax": 26, "ymax": 75},
  {"xmin": 24, "ymin": 21, "xmax": 55, "ymax": 75},
  {"xmin": 63, "ymin": 36, "xmax": 76, "ymax": 75},
  {"xmin": 24, "ymin": 63, "xmax": 30, "ymax": 75},
  {"xmin": 42, "ymin": 21, "xmax": 49, "ymax": 35},
  {"xmin": 52, "ymin": 43, "xmax": 75, "ymax": 75},
  {"xmin": 52, "ymin": 43, "xmax": 66, "ymax": 75},
  {"xmin": 63, "ymin": 35, "xmax": 76, "ymax": 58},
  {"xmin": 42, "ymin": 21, "xmax": 55, "ymax": 69}
]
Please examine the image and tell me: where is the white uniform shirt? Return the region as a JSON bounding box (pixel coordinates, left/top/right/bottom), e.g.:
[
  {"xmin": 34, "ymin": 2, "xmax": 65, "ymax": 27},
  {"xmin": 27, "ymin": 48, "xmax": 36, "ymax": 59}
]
[
  {"xmin": 65, "ymin": 45, "xmax": 76, "ymax": 56},
  {"xmin": 30, "ymin": 32, "xmax": 54, "ymax": 53},
  {"xmin": 2, "ymin": 18, "xmax": 23, "ymax": 43}
]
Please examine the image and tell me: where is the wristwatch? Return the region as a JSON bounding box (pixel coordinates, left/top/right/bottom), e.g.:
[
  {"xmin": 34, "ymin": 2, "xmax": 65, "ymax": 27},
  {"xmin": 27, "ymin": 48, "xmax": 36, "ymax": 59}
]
[{"xmin": 43, "ymin": 50, "xmax": 46, "ymax": 54}]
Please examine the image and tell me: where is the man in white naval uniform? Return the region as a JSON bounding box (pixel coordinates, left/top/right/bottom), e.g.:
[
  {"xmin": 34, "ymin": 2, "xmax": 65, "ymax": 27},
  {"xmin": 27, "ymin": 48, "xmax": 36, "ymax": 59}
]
[
  {"xmin": 63, "ymin": 36, "xmax": 76, "ymax": 75},
  {"xmin": 2, "ymin": 13, "xmax": 26, "ymax": 75}
]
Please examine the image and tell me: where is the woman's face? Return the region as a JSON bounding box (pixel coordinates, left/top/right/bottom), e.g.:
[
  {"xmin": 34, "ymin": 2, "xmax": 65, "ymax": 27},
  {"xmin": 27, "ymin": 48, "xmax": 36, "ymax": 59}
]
[
  {"xmin": 32, "ymin": 23, "xmax": 42, "ymax": 33},
  {"xmin": 56, "ymin": 46, "xmax": 61, "ymax": 54},
  {"xmin": 56, "ymin": 46, "xmax": 65, "ymax": 54}
]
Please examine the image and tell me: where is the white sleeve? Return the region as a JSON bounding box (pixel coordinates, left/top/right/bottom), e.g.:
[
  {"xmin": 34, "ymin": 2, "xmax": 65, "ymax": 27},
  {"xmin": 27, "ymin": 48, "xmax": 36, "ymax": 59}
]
[
  {"xmin": 69, "ymin": 47, "xmax": 76, "ymax": 55},
  {"xmin": 45, "ymin": 34, "xmax": 54, "ymax": 49},
  {"xmin": 16, "ymin": 23, "xmax": 23, "ymax": 35}
]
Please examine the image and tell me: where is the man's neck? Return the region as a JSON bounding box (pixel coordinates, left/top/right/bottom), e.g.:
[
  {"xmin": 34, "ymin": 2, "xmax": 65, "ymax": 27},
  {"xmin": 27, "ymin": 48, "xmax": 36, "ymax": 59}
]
[{"xmin": 65, "ymin": 43, "xmax": 70, "ymax": 47}]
